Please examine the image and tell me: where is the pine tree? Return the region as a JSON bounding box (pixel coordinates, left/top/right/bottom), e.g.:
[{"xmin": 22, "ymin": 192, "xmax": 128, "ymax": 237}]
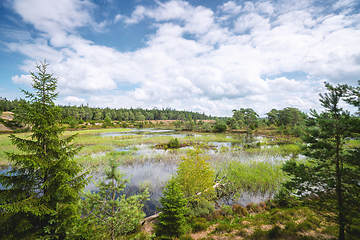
[
  {"xmin": 282, "ymin": 83, "xmax": 360, "ymax": 240},
  {"xmin": 81, "ymin": 158, "xmax": 149, "ymax": 240},
  {"xmin": 155, "ymin": 179, "xmax": 188, "ymax": 239},
  {"xmin": 0, "ymin": 61, "xmax": 88, "ymax": 239}
]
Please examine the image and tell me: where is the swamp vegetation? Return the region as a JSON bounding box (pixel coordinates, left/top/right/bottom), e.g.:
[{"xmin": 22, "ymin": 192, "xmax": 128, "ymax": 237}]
[{"xmin": 0, "ymin": 62, "xmax": 359, "ymax": 239}]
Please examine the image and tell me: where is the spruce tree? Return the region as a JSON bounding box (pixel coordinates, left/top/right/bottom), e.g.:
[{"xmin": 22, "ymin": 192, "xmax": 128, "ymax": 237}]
[
  {"xmin": 155, "ymin": 178, "xmax": 188, "ymax": 239},
  {"xmin": 80, "ymin": 158, "xmax": 149, "ymax": 240},
  {"xmin": 282, "ymin": 83, "xmax": 360, "ymax": 240},
  {"xmin": 0, "ymin": 61, "xmax": 88, "ymax": 239}
]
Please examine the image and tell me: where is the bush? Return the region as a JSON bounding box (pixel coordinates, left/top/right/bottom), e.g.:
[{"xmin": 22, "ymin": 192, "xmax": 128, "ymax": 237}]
[
  {"xmin": 69, "ymin": 119, "xmax": 77, "ymax": 128},
  {"xmin": 213, "ymin": 223, "xmax": 233, "ymax": 234},
  {"xmin": 213, "ymin": 122, "xmax": 227, "ymax": 133},
  {"xmin": 232, "ymin": 204, "xmax": 248, "ymax": 216},
  {"xmin": 121, "ymin": 122, "xmax": 129, "ymax": 128},
  {"xmin": 221, "ymin": 205, "xmax": 233, "ymax": 216},
  {"xmin": 191, "ymin": 218, "xmax": 208, "ymax": 233},
  {"xmin": 274, "ymin": 188, "xmax": 300, "ymax": 208},
  {"xmin": 188, "ymin": 200, "xmax": 215, "ymax": 218},
  {"xmin": 167, "ymin": 138, "xmax": 180, "ymax": 149},
  {"xmin": 268, "ymin": 225, "xmax": 282, "ymax": 239}
]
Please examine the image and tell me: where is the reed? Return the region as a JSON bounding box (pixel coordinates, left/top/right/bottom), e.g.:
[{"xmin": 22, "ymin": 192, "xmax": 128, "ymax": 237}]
[{"xmin": 216, "ymin": 160, "xmax": 288, "ymax": 197}]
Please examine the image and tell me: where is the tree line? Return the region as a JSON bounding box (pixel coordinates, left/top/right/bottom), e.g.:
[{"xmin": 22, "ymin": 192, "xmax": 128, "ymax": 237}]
[{"xmin": 1, "ymin": 96, "xmax": 311, "ymax": 133}]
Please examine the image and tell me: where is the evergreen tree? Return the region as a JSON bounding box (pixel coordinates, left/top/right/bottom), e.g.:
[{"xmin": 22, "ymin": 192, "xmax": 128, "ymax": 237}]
[
  {"xmin": 81, "ymin": 158, "xmax": 149, "ymax": 240},
  {"xmin": 0, "ymin": 61, "xmax": 88, "ymax": 239},
  {"xmin": 282, "ymin": 83, "xmax": 360, "ymax": 240},
  {"xmin": 155, "ymin": 179, "xmax": 188, "ymax": 239}
]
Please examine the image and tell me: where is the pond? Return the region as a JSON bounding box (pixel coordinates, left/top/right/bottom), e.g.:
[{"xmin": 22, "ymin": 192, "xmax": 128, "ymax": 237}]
[
  {"xmin": 82, "ymin": 128, "xmax": 296, "ymax": 216},
  {"xmin": 0, "ymin": 128, "xmax": 299, "ymax": 217}
]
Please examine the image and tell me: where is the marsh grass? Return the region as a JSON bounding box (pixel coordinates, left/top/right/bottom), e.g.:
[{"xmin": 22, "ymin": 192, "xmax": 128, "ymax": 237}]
[{"xmin": 216, "ymin": 160, "xmax": 288, "ymax": 198}]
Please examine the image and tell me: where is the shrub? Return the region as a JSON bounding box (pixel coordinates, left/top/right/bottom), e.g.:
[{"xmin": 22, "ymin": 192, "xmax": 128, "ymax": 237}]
[
  {"xmin": 274, "ymin": 188, "xmax": 300, "ymax": 208},
  {"xmin": 232, "ymin": 204, "xmax": 248, "ymax": 217},
  {"xmin": 285, "ymin": 221, "xmax": 297, "ymax": 232},
  {"xmin": 213, "ymin": 122, "xmax": 227, "ymax": 133},
  {"xmin": 221, "ymin": 205, "xmax": 233, "ymax": 216},
  {"xmin": 192, "ymin": 219, "xmax": 208, "ymax": 233},
  {"xmin": 179, "ymin": 235, "xmax": 194, "ymax": 240},
  {"xmin": 213, "ymin": 223, "xmax": 233, "ymax": 234},
  {"xmin": 69, "ymin": 119, "xmax": 77, "ymax": 128},
  {"xmin": 167, "ymin": 138, "xmax": 180, "ymax": 149},
  {"xmin": 212, "ymin": 209, "xmax": 224, "ymax": 220},
  {"xmin": 268, "ymin": 225, "xmax": 282, "ymax": 239},
  {"xmin": 121, "ymin": 122, "xmax": 129, "ymax": 128},
  {"xmin": 188, "ymin": 200, "xmax": 215, "ymax": 218}
]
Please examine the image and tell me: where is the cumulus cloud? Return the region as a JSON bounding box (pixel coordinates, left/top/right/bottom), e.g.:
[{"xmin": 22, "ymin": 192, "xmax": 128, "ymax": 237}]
[
  {"xmin": 4, "ymin": 0, "xmax": 360, "ymax": 116},
  {"xmin": 220, "ymin": 1, "xmax": 242, "ymax": 15},
  {"xmin": 12, "ymin": 74, "xmax": 32, "ymax": 85},
  {"xmin": 64, "ymin": 96, "xmax": 86, "ymax": 104}
]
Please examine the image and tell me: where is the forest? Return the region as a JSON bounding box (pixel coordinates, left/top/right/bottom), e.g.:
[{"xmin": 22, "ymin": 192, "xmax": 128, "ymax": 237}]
[{"xmin": 0, "ymin": 62, "xmax": 359, "ymax": 240}]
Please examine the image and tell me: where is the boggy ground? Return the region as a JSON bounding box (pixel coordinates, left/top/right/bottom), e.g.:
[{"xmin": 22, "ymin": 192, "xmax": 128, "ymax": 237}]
[{"xmin": 136, "ymin": 201, "xmax": 338, "ymax": 240}]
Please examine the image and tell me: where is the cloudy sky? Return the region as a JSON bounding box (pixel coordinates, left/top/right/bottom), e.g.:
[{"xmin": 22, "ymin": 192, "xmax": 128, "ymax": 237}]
[{"xmin": 0, "ymin": 0, "xmax": 359, "ymax": 117}]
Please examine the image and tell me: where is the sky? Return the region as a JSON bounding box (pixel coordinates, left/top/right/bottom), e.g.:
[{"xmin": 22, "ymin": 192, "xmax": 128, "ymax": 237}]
[{"xmin": 0, "ymin": 0, "xmax": 359, "ymax": 117}]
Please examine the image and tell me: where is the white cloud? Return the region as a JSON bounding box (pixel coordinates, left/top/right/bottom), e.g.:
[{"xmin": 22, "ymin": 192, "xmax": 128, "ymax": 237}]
[
  {"xmin": 332, "ymin": 0, "xmax": 357, "ymax": 11},
  {"xmin": 220, "ymin": 1, "xmax": 242, "ymax": 15},
  {"xmin": 12, "ymin": 74, "xmax": 32, "ymax": 85},
  {"xmin": 114, "ymin": 14, "xmax": 124, "ymax": 23},
  {"xmin": 64, "ymin": 96, "xmax": 86, "ymax": 104},
  {"xmin": 5, "ymin": 0, "xmax": 360, "ymax": 116},
  {"xmin": 234, "ymin": 13, "xmax": 270, "ymax": 33}
]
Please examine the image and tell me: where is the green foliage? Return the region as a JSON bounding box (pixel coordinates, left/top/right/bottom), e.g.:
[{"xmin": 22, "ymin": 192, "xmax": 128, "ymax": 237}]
[
  {"xmin": 187, "ymin": 200, "xmax": 215, "ymax": 218},
  {"xmin": 104, "ymin": 116, "xmax": 112, "ymax": 126},
  {"xmin": 155, "ymin": 178, "xmax": 188, "ymax": 239},
  {"xmin": 217, "ymin": 160, "xmax": 287, "ymax": 199},
  {"xmin": 213, "ymin": 222, "xmax": 233, "ymax": 234},
  {"xmin": 212, "ymin": 122, "xmax": 227, "ymax": 133},
  {"xmin": 200, "ymin": 122, "xmax": 212, "ymax": 132},
  {"xmin": 184, "ymin": 119, "xmax": 195, "ymax": 131},
  {"xmin": 174, "ymin": 120, "xmax": 182, "ymax": 128},
  {"xmin": 232, "ymin": 108, "xmax": 259, "ymax": 128},
  {"xmin": 281, "ymin": 82, "xmax": 360, "ymax": 240},
  {"xmin": 167, "ymin": 138, "xmax": 180, "ymax": 149},
  {"xmin": 190, "ymin": 217, "xmax": 208, "ymax": 232},
  {"xmin": 121, "ymin": 121, "xmax": 129, "ymax": 128},
  {"xmin": 266, "ymin": 107, "xmax": 307, "ymax": 129},
  {"xmin": 69, "ymin": 118, "xmax": 77, "ymax": 128},
  {"xmin": 274, "ymin": 188, "xmax": 301, "ymax": 208},
  {"xmin": 175, "ymin": 148, "xmax": 215, "ymax": 200},
  {"xmin": 0, "ymin": 61, "xmax": 88, "ymax": 239},
  {"xmin": 80, "ymin": 158, "xmax": 149, "ymax": 240}
]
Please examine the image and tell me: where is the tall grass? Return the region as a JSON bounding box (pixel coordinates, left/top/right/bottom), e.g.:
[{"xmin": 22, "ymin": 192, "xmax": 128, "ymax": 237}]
[{"xmin": 217, "ymin": 160, "xmax": 288, "ymax": 197}]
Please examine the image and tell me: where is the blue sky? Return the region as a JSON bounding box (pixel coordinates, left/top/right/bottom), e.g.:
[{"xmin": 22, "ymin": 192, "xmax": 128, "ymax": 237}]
[{"xmin": 0, "ymin": 0, "xmax": 359, "ymax": 116}]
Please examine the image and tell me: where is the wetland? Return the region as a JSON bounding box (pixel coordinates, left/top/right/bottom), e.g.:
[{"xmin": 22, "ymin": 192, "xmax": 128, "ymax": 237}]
[{"xmin": 0, "ymin": 127, "xmax": 301, "ymax": 216}]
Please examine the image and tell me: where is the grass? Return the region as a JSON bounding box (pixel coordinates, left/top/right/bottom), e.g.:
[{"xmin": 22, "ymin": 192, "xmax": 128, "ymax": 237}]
[
  {"xmin": 194, "ymin": 204, "xmax": 337, "ymax": 240},
  {"xmin": 215, "ymin": 160, "xmax": 288, "ymax": 198},
  {"xmin": 0, "ymin": 128, "xmax": 302, "ymax": 170}
]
